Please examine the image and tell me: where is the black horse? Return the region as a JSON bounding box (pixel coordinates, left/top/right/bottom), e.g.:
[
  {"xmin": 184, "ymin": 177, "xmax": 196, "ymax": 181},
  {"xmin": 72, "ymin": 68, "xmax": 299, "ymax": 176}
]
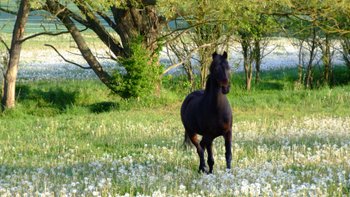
[{"xmin": 181, "ymin": 51, "xmax": 232, "ymax": 173}]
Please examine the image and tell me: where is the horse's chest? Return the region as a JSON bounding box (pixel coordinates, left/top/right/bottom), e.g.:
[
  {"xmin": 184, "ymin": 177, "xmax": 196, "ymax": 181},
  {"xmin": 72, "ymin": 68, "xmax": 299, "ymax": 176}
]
[{"xmin": 199, "ymin": 113, "xmax": 231, "ymax": 133}]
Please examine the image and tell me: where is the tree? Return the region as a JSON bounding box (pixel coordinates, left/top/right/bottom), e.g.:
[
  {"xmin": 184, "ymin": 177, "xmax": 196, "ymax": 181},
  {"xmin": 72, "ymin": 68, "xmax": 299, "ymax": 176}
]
[
  {"xmin": 233, "ymin": 1, "xmax": 278, "ymax": 90},
  {"xmin": 318, "ymin": 32, "xmax": 335, "ymax": 85},
  {"xmin": 1, "ymin": 0, "xmax": 165, "ymax": 100},
  {"xmin": 334, "ymin": 3, "xmax": 350, "ymax": 72},
  {"xmin": 341, "ymin": 37, "xmax": 350, "ymax": 71},
  {"xmin": 1, "ymin": 0, "xmax": 30, "ymax": 110},
  {"xmin": 43, "ymin": 0, "xmax": 164, "ymax": 98},
  {"xmin": 278, "ymin": 0, "xmax": 345, "ymax": 87},
  {"xmin": 159, "ymin": 0, "xmax": 234, "ymax": 90},
  {"xmin": 165, "ymin": 31, "xmax": 197, "ymax": 91},
  {"xmin": 238, "ymin": 32, "xmax": 254, "ymax": 91}
]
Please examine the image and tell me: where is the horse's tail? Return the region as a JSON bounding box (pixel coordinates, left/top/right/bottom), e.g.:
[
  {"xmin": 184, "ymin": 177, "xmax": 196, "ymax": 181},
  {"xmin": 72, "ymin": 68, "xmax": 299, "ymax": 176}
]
[{"xmin": 183, "ymin": 131, "xmax": 192, "ymax": 149}]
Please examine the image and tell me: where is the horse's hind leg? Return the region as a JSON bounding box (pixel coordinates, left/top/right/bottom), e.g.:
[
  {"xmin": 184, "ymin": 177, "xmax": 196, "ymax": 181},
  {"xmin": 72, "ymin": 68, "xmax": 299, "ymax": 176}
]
[
  {"xmin": 189, "ymin": 133, "xmax": 206, "ymax": 173},
  {"xmin": 224, "ymin": 131, "xmax": 232, "ymax": 169},
  {"xmin": 201, "ymin": 137, "xmax": 214, "ymax": 173}
]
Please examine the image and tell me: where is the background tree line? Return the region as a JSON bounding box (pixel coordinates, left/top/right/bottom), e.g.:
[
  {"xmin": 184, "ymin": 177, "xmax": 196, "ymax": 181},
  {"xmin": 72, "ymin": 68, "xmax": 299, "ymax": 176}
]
[{"xmin": 0, "ymin": 0, "xmax": 350, "ymax": 111}]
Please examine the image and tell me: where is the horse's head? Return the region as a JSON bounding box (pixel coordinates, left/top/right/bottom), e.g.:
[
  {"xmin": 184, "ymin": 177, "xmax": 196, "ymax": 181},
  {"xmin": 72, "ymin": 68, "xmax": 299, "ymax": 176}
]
[{"xmin": 210, "ymin": 51, "xmax": 231, "ymax": 94}]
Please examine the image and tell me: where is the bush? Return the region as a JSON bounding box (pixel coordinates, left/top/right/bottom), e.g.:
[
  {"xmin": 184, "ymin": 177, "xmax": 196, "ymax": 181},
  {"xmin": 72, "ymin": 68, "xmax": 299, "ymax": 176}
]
[{"xmin": 113, "ymin": 37, "xmax": 162, "ymax": 99}]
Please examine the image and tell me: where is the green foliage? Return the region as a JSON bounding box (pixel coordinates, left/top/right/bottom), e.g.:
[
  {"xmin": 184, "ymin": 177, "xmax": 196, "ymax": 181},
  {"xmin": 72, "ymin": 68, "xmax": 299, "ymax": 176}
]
[{"xmin": 112, "ymin": 37, "xmax": 162, "ymax": 99}]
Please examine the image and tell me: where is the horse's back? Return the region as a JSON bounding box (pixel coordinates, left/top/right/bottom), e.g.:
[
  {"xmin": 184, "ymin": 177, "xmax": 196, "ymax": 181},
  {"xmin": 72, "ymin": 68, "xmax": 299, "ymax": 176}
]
[{"xmin": 180, "ymin": 90, "xmax": 203, "ymax": 126}]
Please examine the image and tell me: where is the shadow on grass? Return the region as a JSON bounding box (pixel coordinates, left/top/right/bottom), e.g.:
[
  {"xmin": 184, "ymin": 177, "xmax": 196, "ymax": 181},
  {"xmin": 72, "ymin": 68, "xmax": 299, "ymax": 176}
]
[
  {"xmin": 89, "ymin": 101, "xmax": 120, "ymax": 113},
  {"xmin": 15, "ymin": 84, "xmax": 120, "ymax": 115},
  {"xmin": 16, "ymin": 85, "xmax": 77, "ymax": 111},
  {"xmin": 255, "ymin": 81, "xmax": 285, "ymax": 90}
]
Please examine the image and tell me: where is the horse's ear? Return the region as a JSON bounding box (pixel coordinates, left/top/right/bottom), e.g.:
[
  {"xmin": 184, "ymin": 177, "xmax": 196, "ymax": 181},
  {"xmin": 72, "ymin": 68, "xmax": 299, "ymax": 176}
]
[
  {"xmin": 223, "ymin": 51, "xmax": 228, "ymax": 59},
  {"xmin": 212, "ymin": 52, "xmax": 218, "ymax": 59}
]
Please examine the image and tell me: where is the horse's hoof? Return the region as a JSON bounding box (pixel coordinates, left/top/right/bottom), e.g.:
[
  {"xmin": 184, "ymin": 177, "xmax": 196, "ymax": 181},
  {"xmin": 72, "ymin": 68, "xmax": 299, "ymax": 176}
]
[{"xmin": 198, "ymin": 167, "xmax": 208, "ymax": 174}]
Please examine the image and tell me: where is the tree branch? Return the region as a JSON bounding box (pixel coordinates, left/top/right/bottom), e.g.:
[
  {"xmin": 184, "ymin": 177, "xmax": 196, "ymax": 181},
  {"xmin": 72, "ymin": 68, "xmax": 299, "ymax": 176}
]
[
  {"xmin": 162, "ymin": 43, "xmax": 213, "ymax": 75},
  {"xmin": 74, "ymin": 0, "xmax": 125, "ymax": 57},
  {"xmin": 157, "ymin": 19, "xmax": 222, "ymax": 47},
  {"xmin": 41, "ymin": 1, "xmax": 89, "ymax": 27},
  {"xmin": 0, "ymin": 6, "xmax": 18, "ymax": 15},
  {"xmin": 44, "ymin": 44, "xmax": 91, "ymax": 69},
  {"xmin": 20, "ymin": 27, "xmax": 88, "ymax": 43},
  {"xmin": 0, "ymin": 36, "xmax": 10, "ymax": 52}
]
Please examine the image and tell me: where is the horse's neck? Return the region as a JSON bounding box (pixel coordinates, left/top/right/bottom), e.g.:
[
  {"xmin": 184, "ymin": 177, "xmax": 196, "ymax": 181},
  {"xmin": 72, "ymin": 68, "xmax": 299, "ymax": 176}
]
[{"xmin": 204, "ymin": 75, "xmax": 226, "ymax": 106}]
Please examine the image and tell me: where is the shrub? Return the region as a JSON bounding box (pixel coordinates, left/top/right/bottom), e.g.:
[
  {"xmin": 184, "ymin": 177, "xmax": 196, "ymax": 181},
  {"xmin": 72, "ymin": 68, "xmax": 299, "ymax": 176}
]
[{"xmin": 113, "ymin": 37, "xmax": 162, "ymax": 99}]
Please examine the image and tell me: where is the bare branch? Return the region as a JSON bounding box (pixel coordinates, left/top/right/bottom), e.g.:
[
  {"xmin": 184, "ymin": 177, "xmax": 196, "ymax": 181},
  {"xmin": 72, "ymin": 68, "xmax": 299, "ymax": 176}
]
[
  {"xmin": 74, "ymin": 1, "xmax": 125, "ymax": 57},
  {"xmin": 20, "ymin": 27, "xmax": 88, "ymax": 43},
  {"xmin": 162, "ymin": 43, "xmax": 213, "ymax": 75},
  {"xmin": 0, "ymin": 36, "xmax": 10, "ymax": 52},
  {"xmin": 44, "ymin": 44, "xmax": 91, "ymax": 69},
  {"xmin": 156, "ymin": 19, "xmax": 224, "ymax": 47},
  {"xmin": 0, "ymin": 6, "xmax": 17, "ymax": 15},
  {"xmin": 105, "ymin": 51, "xmax": 118, "ymax": 61}
]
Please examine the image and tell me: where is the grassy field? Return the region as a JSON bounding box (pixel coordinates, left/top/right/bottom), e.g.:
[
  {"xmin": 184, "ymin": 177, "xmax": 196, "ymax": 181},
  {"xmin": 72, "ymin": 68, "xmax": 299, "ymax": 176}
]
[
  {"xmin": 1, "ymin": 2, "xmax": 350, "ymax": 196},
  {"xmin": 0, "ymin": 67, "xmax": 350, "ymax": 196}
]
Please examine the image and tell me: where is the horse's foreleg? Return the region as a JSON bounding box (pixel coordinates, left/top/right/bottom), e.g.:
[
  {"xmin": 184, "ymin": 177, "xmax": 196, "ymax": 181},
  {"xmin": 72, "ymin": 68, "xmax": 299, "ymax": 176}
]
[
  {"xmin": 224, "ymin": 131, "xmax": 232, "ymax": 169},
  {"xmin": 205, "ymin": 138, "xmax": 214, "ymax": 173},
  {"xmin": 189, "ymin": 134, "xmax": 206, "ymax": 173}
]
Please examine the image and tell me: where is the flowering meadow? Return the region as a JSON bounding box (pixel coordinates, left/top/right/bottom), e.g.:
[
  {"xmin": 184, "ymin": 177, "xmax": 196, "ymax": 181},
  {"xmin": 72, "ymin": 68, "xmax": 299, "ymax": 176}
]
[{"xmin": 1, "ymin": 105, "xmax": 350, "ymax": 196}]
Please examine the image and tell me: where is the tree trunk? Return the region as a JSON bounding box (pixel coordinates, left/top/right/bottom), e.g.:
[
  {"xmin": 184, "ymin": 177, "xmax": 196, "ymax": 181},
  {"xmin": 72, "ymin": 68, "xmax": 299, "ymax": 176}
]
[
  {"xmin": 199, "ymin": 47, "xmax": 213, "ymax": 89},
  {"xmin": 242, "ymin": 38, "xmax": 253, "ymax": 91},
  {"xmin": 297, "ymin": 40, "xmax": 304, "ymax": 85},
  {"xmin": 321, "ymin": 34, "xmax": 332, "ymax": 85},
  {"xmin": 112, "ymin": 4, "xmax": 161, "ymax": 57},
  {"xmin": 184, "ymin": 61, "xmax": 196, "ymax": 91},
  {"xmin": 46, "ymin": 0, "xmax": 116, "ymax": 92},
  {"xmin": 305, "ymin": 28, "xmax": 317, "ymax": 89},
  {"xmin": 244, "ymin": 61, "xmax": 253, "ymax": 91},
  {"xmin": 253, "ymin": 38, "xmax": 261, "ymax": 85},
  {"xmin": 341, "ymin": 38, "xmax": 350, "ymax": 71},
  {"xmin": 1, "ymin": 0, "xmax": 30, "ymax": 110}
]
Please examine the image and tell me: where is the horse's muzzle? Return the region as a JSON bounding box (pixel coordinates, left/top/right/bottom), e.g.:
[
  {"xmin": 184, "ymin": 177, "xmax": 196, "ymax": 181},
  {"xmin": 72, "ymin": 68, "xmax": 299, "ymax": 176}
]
[
  {"xmin": 221, "ymin": 85, "xmax": 230, "ymax": 94},
  {"xmin": 220, "ymin": 79, "xmax": 230, "ymax": 94}
]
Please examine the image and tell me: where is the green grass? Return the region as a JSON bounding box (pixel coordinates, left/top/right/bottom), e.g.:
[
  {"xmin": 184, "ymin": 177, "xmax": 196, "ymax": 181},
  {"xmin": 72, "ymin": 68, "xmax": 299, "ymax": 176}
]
[
  {"xmin": 2, "ymin": 67, "xmax": 348, "ymax": 120},
  {"xmin": 0, "ymin": 67, "xmax": 350, "ymax": 195}
]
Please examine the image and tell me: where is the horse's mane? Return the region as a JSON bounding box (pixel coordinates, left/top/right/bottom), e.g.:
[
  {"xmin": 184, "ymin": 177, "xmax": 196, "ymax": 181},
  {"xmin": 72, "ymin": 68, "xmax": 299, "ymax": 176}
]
[{"xmin": 204, "ymin": 74, "xmax": 213, "ymax": 92}]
